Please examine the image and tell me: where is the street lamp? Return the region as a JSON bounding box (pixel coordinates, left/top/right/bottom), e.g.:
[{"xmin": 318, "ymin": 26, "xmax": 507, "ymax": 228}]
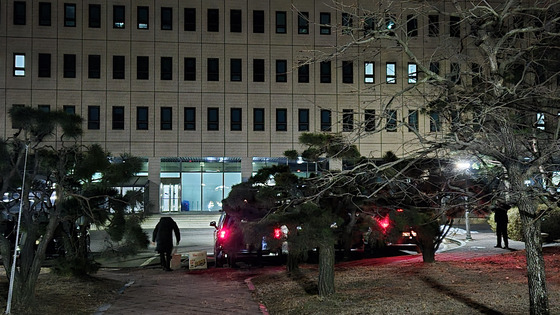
[{"xmin": 455, "ymin": 161, "xmax": 473, "ymax": 241}]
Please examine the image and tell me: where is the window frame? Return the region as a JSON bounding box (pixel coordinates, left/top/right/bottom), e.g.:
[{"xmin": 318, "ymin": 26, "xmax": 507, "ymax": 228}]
[
  {"xmin": 160, "ymin": 107, "xmax": 173, "ymax": 130},
  {"xmin": 88, "ymin": 106, "xmax": 101, "ymax": 130},
  {"xmin": 320, "ymin": 61, "xmax": 331, "ymax": 83},
  {"xmin": 364, "ymin": 61, "xmax": 375, "ymax": 84},
  {"xmin": 137, "ymin": 107, "xmax": 149, "ymax": 130},
  {"xmin": 137, "ymin": 56, "xmax": 149, "ymax": 80},
  {"xmin": 113, "ymin": 5, "xmax": 125, "ymax": 29},
  {"xmin": 137, "ymin": 6, "xmax": 149, "ymax": 29},
  {"xmin": 298, "ymin": 109, "xmax": 310, "ymax": 131},
  {"xmin": 319, "ymin": 12, "xmax": 331, "ymax": 35},
  {"xmin": 38, "ymin": 53, "xmax": 51, "ymax": 78},
  {"xmin": 230, "ymin": 58, "xmax": 242, "ymax": 82},
  {"xmin": 320, "ymin": 109, "xmax": 332, "ymax": 132},
  {"xmin": 298, "ymin": 12, "xmax": 309, "ymax": 34},
  {"xmin": 207, "ymin": 107, "xmax": 219, "ymax": 131},
  {"xmin": 276, "ymin": 60, "xmax": 287, "ymax": 82},
  {"xmin": 184, "ymin": 8, "xmax": 196, "ymax": 31},
  {"xmin": 253, "ymin": 59, "xmax": 265, "ymax": 82},
  {"xmin": 184, "ymin": 107, "xmax": 196, "ymax": 130},
  {"xmin": 113, "ymin": 55, "xmax": 125, "ymax": 79},
  {"xmin": 13, "ymin": 53, "xmax": 25, "ymax": 77},
  {"xmin": 230, "ymin": 9, "xmax": 242, "ymax": 33},
  {"xmin": 39, "ymin": 2, "xmax": 51, "ymax": 26},
  {"xmin": 207, "ymin": 9, "xmax": 219, "ymax": 32},
  {"xmin": 230, "ymin": 108, "xmax": 242, "ymax": 131},
  {"xmin": 88, "ymin": 54, "xmax": 101, "ymax": 79},
  {"xmin": 14, "ymin": 1, "xmax": 26, "ymax": 25},
  {"xmin": 386, "ymin": 62, "xmax": 396, "ymax": 84},
  {"xmin": 253, "ymin": 10, "xmax": 265, "ymax": 33},
  {"xmin": 63, "ymin": 54, "xmax": 76, "ymax": 78},
  {"xmin": 64, "ymin": 3, "xmax": 76, "ymax": 27},
  {"xmin": 161, "ymin": 57, "xmax": 172, "ymax": 80},
  {"xmin": 276, "ymin": 11, "xmax": 287, "ymax": 34},
  {"xmin": 276, "ymin": 108, "xmax": 288, "ymax": 131},
  {"xmin": 342, "ymin": 61, "xmax": 353, "ymax": 84},
  {"xmin": 253, "ymin": 108, "xmax": 265, "ymax": 131},
  {"xmin": 89, "ymin": 4, "xmax": 101, "ymax": 28},
  {"xmin": 207, "ymin": 58, "xmax": 219, "ymax": 81},
  {"xmin": 112, "ymin": 106, "xmax": 125, "ymax": 130},
  {"xmin": 408, "ymin": 63, "xmax": 417, "ymax": 84},
  {"xmin": 184, "ymin": 57, "xmax": 196, "ymax": 81},
  {"xmin": 298, "ymin": 63, "xmax": 310, "ymax": 83},
  {"xmin": 161, "ymin": 7, "xmax": 173, "ymax": 30}
]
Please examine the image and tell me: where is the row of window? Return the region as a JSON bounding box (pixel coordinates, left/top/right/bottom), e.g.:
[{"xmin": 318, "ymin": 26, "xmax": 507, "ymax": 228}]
[
  {"xmin": 13, "ymin": 1, "xmax": 460, "ymax": 38},
  {"xmin": 22, "ymin": 104, "xmax": 442, "ymax": 133}
]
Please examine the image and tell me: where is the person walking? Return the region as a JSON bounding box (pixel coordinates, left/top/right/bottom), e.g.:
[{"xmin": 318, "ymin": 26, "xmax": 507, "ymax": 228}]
[
  {"xmin": 152, "ymin": 217, "xmax": 181, "ymax": 271},
  {"xmin": 494, "ymin": 201, "xmax": 510, "ymax": 249}
]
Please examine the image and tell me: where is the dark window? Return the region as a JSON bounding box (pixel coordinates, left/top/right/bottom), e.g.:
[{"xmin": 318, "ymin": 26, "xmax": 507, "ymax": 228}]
[
  {"xmin": 184, "ymin": 58, "xmax": 196, "ymax": 81},
  {"xmin": 38, "ymin": 53, "xmax": 51, "ymax": 78},
  {"xmin": 276, "ymin": 108, "xmax": 287, "ymax": 131},
  {"xmin": 320, "ymin": 12, "xmax": 331, "ymax": 35},
  {"xmin": 298, "ymin": 63, "xmax": 309, "ymax": 83},
  {"xmin": 450, "ymin": 16, "xmax": 460, "ymax": 37},
  {"xmin": 113, "ymin": 56, "xmax": 125, "ymax": 79},
  {"xmin": 276, "ymin": 11, "xmax": 286, "ymax": 33},
  {"xmin": 254, "ymin": 108, "xmax": 265, "ymax": 131},
  {"xmin": 364, "ymin": 62, "xmax": 375, "ymax": 83},
  {"xmin": 365, "ymin": 109, "xmax": 375, "ymax": 131},
  {"xmin": 64, "ymin": 4, "xmax": 76, "ymax": 27},
  {"xmin": 113, "ymin": 5, "xmax": 125, "ymax": 28},
  {"xmin": 428, "ymin": 15, "xmax": 439, "ymax": 37},
  {"xmin": 207, "ymin": 58, "xmax": 219, "ymax": 81},
  {"xmin": 430, "ymin": 112, "xmax": 441, "ymax": 132},
  {"xmin": 298, "ymin": 109, "xmax": 309, "ymax": 131},
  {"xmin": 184, "ymin": 8, "xmax": 196, "ymax": 31},
  {"xmin": 386, "ymin": 110, "xmax": 397, "ymax": 132},
  {"xmin": 208, "ymin": 9, "xmax": 219, "ymax": 32},
  {"xmin": 112, "ymin": 106, "xmax": 125, "ymax": 130},
  {"xmin": 88, "ymin": 106, "xmax": 100, "ymax": 130},
  {"xmin": 230, "ymin": 9, "xmax": 241, "ymax": 32},
  {"xmin": 407, "ymin": 15, "xmax": 418, "ymax": 37},
  {"xmin": 161, "ymin": 57, "xmax": 172, "ymax": 80},
  {"xmin": 137, "ymin": 56, "xmax": 149, "ymax": 80},
  {"xmin": 450, "ymin": 63, "xmax": 461, "ymax": 83},
  {"xmin": 342, "ymin": 61, "xmax": 353, "ymax": 84},
  {"xmin": 364, "ymin": 16, "xmax": 375, "ymax": 33},
  {"xmin": 320, "ymin": 61, "xmax": 331, "ymax": 83},
  {"xmin": 63, "ymin": 105, "xmax": 75, "ymax": 115},
  {"xmin": 38, "ymin": 105, "xmax": 50, "ymax": 113},
  {"xmin": 430, "ymin": 62, "xmax": 440, "ymax": 75},
  {"xmin": 343, "ymin": 109, "xmax": 354, "ymax": 132},
  {"xmin": 253, "ymin": 10, "xmax": 264, "ymax": 33},
  {"xmin": 386, "ymin": 62, "xmax": 396, "ymax": 84},
  {"xmin": 320, "ymin": 109, "xmax": 331, "ymax": 131},
  {"xmin": 276, "ymin": 60, "xmax": 287, "ymax": 82},
  {"xmin": 184, "ymin": 107, "xmax": 196, "ymax": 130},
  {"xmin": 161, "ymin": 7, "xmax": 172, "ymax": 30},
  {"xmin": 298, "ymin": 12, "xmax": 309, "ymax": 34},
  {"xmin": 14, "ymin": 1, "xmax": 26, "ymax": 25},
  {"xmin": 231, "ymin": 108, "xmax": 242, "ymax": 131},
  {"xmin": 342, "ymin": 12, "xmax": 353, "ymax": 34},
  {"xmin": 137, "ymin": 6, "xmax": 149, "ymax": 29},
  {"xmin": 161, "ymin": 107, "xmax": 172, "ymax": 130},
  {"xmin": 39, "ymin": 2, "xmax": 51, "ymax": 26},
  {"xmin": 408, "ymin": 110, "xmax": 418, "ymax": 132},
  {"xmin": 63, "ymin": 54, "xmax": 76, "ymax": 78},
  {"xmin": 137, "ymin": 107, "xmax": 148, "ymax": 130},
  {"xmin": 230, "ymin": 59, "xmax": 242, "ymax": 81},
  {"xmin": 89, "ymin": 4, "xmax": 101, "ymax": 28},
  {"xmin": 208, "ymin": 108, "xmax": 219, "ymax": 130},
  {"xmin": 88, "ymin": 55, "xmax": 101, "ymax": 79},
  {"xmin": 253, "ymin": 59, "xmax": 265, "ymax": 82}
]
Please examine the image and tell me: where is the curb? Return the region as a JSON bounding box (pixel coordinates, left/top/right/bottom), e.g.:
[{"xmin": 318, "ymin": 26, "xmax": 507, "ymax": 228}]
[{"xmin": 245, "ymin": 277, "xmax": 270, "ymax": 315}]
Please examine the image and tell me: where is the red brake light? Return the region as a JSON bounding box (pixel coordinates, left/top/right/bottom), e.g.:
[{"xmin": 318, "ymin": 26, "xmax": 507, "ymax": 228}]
[
  {"xmin": 376, "ymin": 216, "xmax": 390, "ymax": 232},
  {"xmin": 396, "ymin": 208, "xmax": 404, "ymax": 212},
  {"xmin": 273, "ymin": 228, "xmax": 282, "ymax": 239},
  {"xmin": 218, "ymin": 229, "xmax": 228, "ymax": 239}
]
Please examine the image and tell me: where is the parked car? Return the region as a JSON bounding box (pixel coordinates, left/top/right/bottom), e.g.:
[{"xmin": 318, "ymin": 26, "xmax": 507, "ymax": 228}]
[{"xmin": 364, "ymin": 212, "xmax": 420, "ymax": 253}]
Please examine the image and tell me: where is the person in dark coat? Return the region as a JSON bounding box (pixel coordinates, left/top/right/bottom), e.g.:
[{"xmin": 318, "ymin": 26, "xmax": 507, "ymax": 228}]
[
  {"xmin": 494, "ymin": 201, "xmax": 510, "ymax": 249},
  {"xmin": 152, "ymin": 217, "xmax": 181, "ymax": 271}
]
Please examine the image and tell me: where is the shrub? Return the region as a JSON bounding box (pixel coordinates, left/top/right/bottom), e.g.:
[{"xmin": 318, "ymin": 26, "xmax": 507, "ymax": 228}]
[
  {"xmin": 488, "ymin": 207, "xmax": 523, "ymax": 241},
  {"xmin": 488, "ymin": 204, "xmax": 560, "ymax": 242}
]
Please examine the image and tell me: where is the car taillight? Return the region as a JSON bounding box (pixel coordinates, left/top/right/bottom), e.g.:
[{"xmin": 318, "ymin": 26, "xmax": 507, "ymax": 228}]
[
  {"xmin": 273, "ymin": 228, "xmax": 282, "ymax": 239},
  {"xmin": 218, "ymin": 229, "xmax": 228, "ymax": 239}
]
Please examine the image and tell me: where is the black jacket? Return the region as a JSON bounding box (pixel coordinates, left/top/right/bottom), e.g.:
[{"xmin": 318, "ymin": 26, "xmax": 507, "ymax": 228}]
[{"xmin": 152, "ymin": 217, "xmax": 181, "ymax": 253}]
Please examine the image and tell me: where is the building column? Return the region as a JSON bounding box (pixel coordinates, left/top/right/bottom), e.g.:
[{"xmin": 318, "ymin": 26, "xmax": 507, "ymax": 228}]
[
  {"xmin": 147, "ymin": 157, "xmax": 161, "ymax": 214},
  {"xmin": 241, "ymin": 157, "xmax": 253, "ymax": 182}
]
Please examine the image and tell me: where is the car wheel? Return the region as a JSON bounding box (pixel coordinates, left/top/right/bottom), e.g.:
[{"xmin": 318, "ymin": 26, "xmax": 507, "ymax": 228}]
[{"xmin": 214, "ymin": 248, "xmax": 226, "ymax": 268}]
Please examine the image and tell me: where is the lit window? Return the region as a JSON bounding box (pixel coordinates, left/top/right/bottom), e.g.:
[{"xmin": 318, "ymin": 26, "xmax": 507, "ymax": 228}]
[
  {"xmin": 113, "ymin": 5, "xmax": 125, "ymax": 29},
  {"xmin": 365, "ymin": 62, "xmax": 374, "ymax": 83},
  {"xmin": 64, "ymin": 4, "xmax": 76, "ymax": 27},
  {"xmin": 537, "ymin": 113, "xmax": 545, "ymax": 130},
  {"xmin": 386, "ymin": 62, "xmax": 396, "ymax": 84},
  {"xmin": 408, "ymin": 63, "xmax": 417, "ymax": 84},
  {"xmin": 14, "ymin": 54, "xmax": 25, "ymax": 76}
]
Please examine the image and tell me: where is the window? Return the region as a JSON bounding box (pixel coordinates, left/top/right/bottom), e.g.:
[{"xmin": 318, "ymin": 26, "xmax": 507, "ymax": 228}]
[
  {"xmin": 298, "ymin": 12, "xmax": 309, "ymax": 34},
  {"xmin": 112, "ymin": 106, "xmax": 125, "ymax": 130},
  {"xmin": 386, "ymin": 62, "xmax": 396, "ymax": 84},
  {"xmin": 161, "ymin": 7, "xmax": 172, "ymax": 30},
  {"xmin": 253, "ymin": 10, "xmax": 264, "ymax": 33},
  {"xmin": 429, "ymin": 112, "xmax": 441, "ymax": 132},
  {"xmin": 408, "ymin": 63, "xmax": 417, "ymax": 83},
  {"xmin": 276, "ymin": 11, "xmax": 287, "ymax": 33},
  {"xmin": 89, "ymin": 4, "xmax": 101, "ymax": 28},
  {"xmin": 184, "ymin": 8, "xmax": 196, "ymax": 31},
  {"xmin": 365, "ymin": 62, "xmax": 375, "ymax": 83},
  {"xmin": 298, "ymin": 63, "xmax": 309, "ymax": 83},
  {"xmin": 63, "ymin": 54, "xmax": 76, "ymax": 78},
  {"xmin": 88, "ymin": 55, "xmax": 101, "ymax": 79},
  {"xmin": 38, "ymin": 53, "xmax": 51, "ymax": 78},
  {"xmin": 407, "ymin": 15, "xmax": 418, "ymax": 37},
  {"xmin": 161, "ymin": 107, "xmax": 172, "ymax": 130},
  {"xmin": 320, "ymin": 61, "xmax": 331, "ymax": 83},
  {"xmin": 14, "ymin": 54, "xmax": 25, "ymax": 76},
  {"xmin": 230, "ymin": 9, "xmax": 241, "ymax": 32},
  {"xmin": 230, "ymin": 59, "xmax": 242, "ymax": 81},
  {"xmin": 113, "ymin": 56, "xmax": 125, "ymax": 79},
  {"xmin": 137, "ymin": 6, "xmax": 149, "ymax": 29},
  {"xmin": 450, "ymin": 16, "xmax": 460, "ymax": 38},
  {"xmin": 161, "ymin": 57, "xmax": 172, "ymax": 80},
  {"xmin": 342, "ymin": 13, "xmax": 353, "ymax": 34},
  {"xmin": 320, "ymin": 12, "xmax": 331, "ymax": 35},
  {"xmin": 365, "ymin": 109, "xmax": 376, "ymax": 131},
  {"xmin": 298, "ymin": 109, "xmax": 309, "ymax": 131},
  {"xmin": 428, "ymin": 15, "xmax": 439, "ymax": 37},
  {"xmin": 231, "ymin": 108, "xmax": 242, "ymax": 131},
  {"xmin": 343, "ymin": 109, "xmax": 354, "ymax": 132},
  {"xmin": 137, "ymin": 107, "xmax": 149, "ymax": 130},
  {"xmin": 64, "ymin": 4, "xmax": 76, "ymax": 27},
  {"xmin": 342, "ymin": 61, "xmax": 353, "ymax": 84},
  {"xmin": 276, "ymin": 60, "xmax": 287, "ymax": 82},
  {"xmin": 208, "ymin": 108, "xmax": 219, "ymax": 130},
  {"xmin": 38, "ymin": 105, "xmax": 50, "ymax": 113},
  {"xmin": 184, "ymin": 107, "xmax": 196, "ymax": 130},
  {"xmin": 385, "ymin": 16, "xmax": 396, "ymax": 36},
  {"xmin": 137, "ymin": 56, "xmax": 149, "ymax": 80},
  {"xmin": 364, "ymin": 16, "xmax": 375, "ymax": 33},
  {"xmin": 63, "ymin": 105, "xmax": 75, "ymax": 115},
  {"xmin": 113, "ymin": 5, "xmax": 125, "ymax": 28},
  {"xmin": 320, "ymin": 109, "xmax": 331, "ymax": 131},
  {"xmin": 429, "ymin": 62, "xmax": 440, "ymax": 75},
  {"xmin": 14, "ymin": 1, "xmax": 26, "ymax": 25},
  {"xmin": 450, "ymin": 63, "xmax": 461, "ymax": 83},
  {"xmin": 276, "ymin": 109, "xmax": 287, "ymax": 131},
  {"xmin": 184, "ymin": 58, "xmax": 196, "ymax": 81},
  {"xmin": 207, "ymin": 9, "xmax": 219, "ymax": 32},
  {"xmin": 254, "ymin": 108, "xmax": 265, "ymax": 131},
  {"xmin": 207, "ymin": 58, "xmax": 219, "ymax": 81},
  {"xmin": 408, "ymin": 110, "xmax": 418, "ymax": 132},
  {"xmin": 537, "ymin": 113, "xmax": 545, "ymax": 130},
  {"xmin": 253, "ymin": 59, "xmax": 265, "ymax": 82},
  {"xmin": 39, "ymin": 2, "xmax": 51, "ymax": 26},
  {"xmin": 386, "ymin": 110, "xmax": 397, "ymax": 132},
  {"xmin": 88, "ymin": 106, "xmax": 100, "ymax": 130}
]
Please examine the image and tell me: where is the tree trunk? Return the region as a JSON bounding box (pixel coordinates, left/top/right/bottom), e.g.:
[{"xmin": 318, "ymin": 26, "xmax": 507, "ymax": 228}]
[
  {"xmin": 318, "ymin": 243, "xmax": 335, "ymax": 296},
  {"xmin": 421, "ymin": 245, "xmax": 436, "ymax": 263}
]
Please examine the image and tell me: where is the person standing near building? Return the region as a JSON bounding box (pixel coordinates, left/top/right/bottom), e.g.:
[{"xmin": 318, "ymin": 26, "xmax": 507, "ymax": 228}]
[
  {"xmin": 152, "ymin": 217, "xmax": 181, "ymax": 271},
  {"xmin": 494, "ymin": 201, "xmax": 510, "ymax": 249}
]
